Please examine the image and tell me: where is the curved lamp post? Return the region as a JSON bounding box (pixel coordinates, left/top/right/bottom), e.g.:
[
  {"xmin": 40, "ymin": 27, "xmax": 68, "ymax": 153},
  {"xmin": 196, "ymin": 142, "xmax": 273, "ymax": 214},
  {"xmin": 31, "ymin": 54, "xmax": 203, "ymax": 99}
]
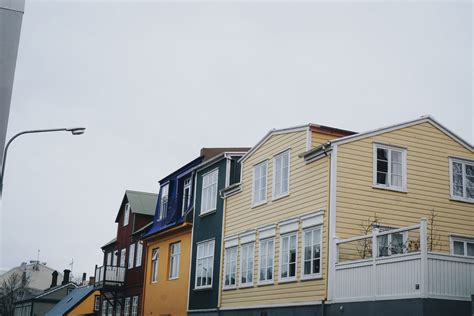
[{"xmin": 0, "ymin": 127, "xmax": 86, "ymax": 196}]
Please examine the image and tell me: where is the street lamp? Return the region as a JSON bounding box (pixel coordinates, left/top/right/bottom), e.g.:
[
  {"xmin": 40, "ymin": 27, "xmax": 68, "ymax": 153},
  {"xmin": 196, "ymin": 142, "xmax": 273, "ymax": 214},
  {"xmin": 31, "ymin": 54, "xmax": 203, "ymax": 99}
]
[{"xmin": 0, "ymin": 127, "xmax": 86, "ymax": 196}]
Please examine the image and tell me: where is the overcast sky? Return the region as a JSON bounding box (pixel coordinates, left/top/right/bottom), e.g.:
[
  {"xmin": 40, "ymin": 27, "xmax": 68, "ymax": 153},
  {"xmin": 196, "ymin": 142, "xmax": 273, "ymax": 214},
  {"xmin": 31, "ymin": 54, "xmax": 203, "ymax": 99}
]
[{"xmin": 1, "ymin": 0, "xmax": 472, "ymax": 278}]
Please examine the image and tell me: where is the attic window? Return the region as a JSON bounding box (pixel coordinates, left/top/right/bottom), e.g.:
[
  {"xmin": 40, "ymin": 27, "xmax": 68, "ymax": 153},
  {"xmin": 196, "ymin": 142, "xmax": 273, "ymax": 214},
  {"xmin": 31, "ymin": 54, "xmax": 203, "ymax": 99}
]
[
  {"xmin": 124, "ymin": 203, "xmax": 130, "ymax": 226},
  {"xmin": 373, "ymin": 144, "xmax": 406, "ymax": 192}
]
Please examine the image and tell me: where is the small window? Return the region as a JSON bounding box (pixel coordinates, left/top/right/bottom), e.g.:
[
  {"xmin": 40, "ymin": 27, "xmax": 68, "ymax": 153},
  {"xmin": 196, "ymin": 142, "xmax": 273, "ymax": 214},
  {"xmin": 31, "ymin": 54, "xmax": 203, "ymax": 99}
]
[
  {"xmin": 120, "ymin": 249, "xmax": 126, "ymax": 268},
  {"xmin": 123, "ymin": 297, "xmax": 130, "ymax": 316},
  {"xmin": 450, "ymin": 158, "xmax": 474, "ymax": 202},
  {"xmin": 169, "ymin": 242, "xmax": 181, "ymax": 279},
  {"xmin": 131, "ymin": 296, "xmax": 139, "ymax": 316},
  {"xmin": 451, "ymin": 237, "xmax": 474, "ymax": 257},
  {"xmin": 124, "ymin": 203, "xmax": 130, "ymax": 226},
  {"xmin": 160, "ymin": 184, "xmax": 169, "ymax": 220},
  {"xmin": 259, "ymin": 238, "xmax": 274, "ymax": 283},
  {"xmin": 201, "ymin": 169, "xmax": 219, "ymax": 215},
  {"xmin": 195, "ymin": 240, "xmax": 215, "ymax": 289},
  {"xmin": 302, "ymin": 227, "xmax": 321, "ymax": 278},
  {"xmin": 240, "ymin": 242, "xmax": 254, "ymax": 287},
  {"xmin": 151, "ymin": 248, "xmax": 159, "ymax": 283},
  {"xmin": 113, "ymin": 250, "xmax": 118, "ymax": 266},
  {"xmin": 115, "ymin": 301, "xmax": 121, "ymax": 316},
  {"xmin": 182, "ymin": 178, "xmax": 192, "ymax": 215},
  {"xmin": 376, "ymin": 226, "xmax": 407, "ymax": 257},
  {"xmin": 135, "ymin": 241, "xmax": 143, "ymax": 267},
  {"xmin": 94, "ymin": 296, "xmax": 100, "ymax": 311},
  {"xmin": 102, "ymin": 301, "xmax": 108, "ymax": 316},
  {"xmin": 128, "ymin": 243, "xmax": 135, "ymax": 269},
  {"xmin": 106, "ymin": 252, "xmax": 112, "ymax": 266},
  {"xmin": 107, "ymin": 299, "xmax": 113, "ymax": 316},
  {"xmin": 252, "ymin": 161, "xmax": 268, "ymax": 206},
  {"xmin": 373, "ymin": 144, "xmax": 406, "ymax": 191},
  {"xmin": 223, "ymin": 247, "xmax": 237, "ymax": 288},
  {"xmin": 280, "ymin": 233, "xmax": 297, "ymax": 281},
  {"xmin": 273, "ymin": 150, "xmax": 290, "ymax": 199}
]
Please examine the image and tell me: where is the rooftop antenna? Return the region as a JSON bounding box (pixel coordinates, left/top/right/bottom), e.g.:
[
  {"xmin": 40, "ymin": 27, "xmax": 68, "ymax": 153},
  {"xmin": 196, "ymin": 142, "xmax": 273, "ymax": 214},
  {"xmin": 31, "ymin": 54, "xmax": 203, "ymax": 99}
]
[{"xmin": 69, "ymin": 258, "xmax": 74, "ymax": 273}]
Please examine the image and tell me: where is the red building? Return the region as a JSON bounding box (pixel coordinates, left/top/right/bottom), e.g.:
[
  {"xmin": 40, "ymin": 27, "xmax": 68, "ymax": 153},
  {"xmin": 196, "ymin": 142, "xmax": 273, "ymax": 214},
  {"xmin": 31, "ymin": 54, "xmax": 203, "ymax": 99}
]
[{"xmin": 94, "ymin": 190, "xmax": 157, "ymax": 316}]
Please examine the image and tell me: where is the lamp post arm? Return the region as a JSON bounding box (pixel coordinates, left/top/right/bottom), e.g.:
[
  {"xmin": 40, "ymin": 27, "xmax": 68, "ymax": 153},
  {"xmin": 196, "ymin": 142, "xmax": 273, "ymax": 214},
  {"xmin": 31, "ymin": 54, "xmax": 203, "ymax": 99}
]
[{"xmin": 0, "ymin": 128, "xmax": 68, "ymax": 195}]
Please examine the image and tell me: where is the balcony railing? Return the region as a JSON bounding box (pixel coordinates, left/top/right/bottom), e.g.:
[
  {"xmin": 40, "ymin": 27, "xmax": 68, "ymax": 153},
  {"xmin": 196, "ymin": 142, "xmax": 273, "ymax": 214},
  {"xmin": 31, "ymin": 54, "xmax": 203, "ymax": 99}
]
[
  {"xmin": 94, "ymin": 265, "xmax": 126, "ymax": 287},
  {"xmin": 333, "ymin": 219, "xmax": 474, "ymax": 302}
]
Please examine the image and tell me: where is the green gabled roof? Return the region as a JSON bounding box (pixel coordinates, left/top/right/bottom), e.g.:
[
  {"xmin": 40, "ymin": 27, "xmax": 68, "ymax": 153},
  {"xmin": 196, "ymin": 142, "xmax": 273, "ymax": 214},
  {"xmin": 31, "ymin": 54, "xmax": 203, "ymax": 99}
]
[{"xmin": 114, "ymin": 190, "xmax": 158, "ymax": 222}]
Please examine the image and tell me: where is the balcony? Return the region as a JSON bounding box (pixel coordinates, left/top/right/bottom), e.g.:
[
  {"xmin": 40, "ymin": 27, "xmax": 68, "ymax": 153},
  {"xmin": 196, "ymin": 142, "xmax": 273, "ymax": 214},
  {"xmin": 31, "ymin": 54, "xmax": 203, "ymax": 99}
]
[
  {"xmin": 333, "ymin": 219, "xmax": 474, "ymax": 302},
  {"xmin": 94, "ymin": 265, "xmax": 126, "ymax": 288}
]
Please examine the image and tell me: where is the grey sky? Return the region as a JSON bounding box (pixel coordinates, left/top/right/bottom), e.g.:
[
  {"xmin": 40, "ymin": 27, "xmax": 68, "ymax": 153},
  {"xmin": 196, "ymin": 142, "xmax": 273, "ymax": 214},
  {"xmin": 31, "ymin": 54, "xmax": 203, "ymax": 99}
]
[{"xmin": 1, "ymin": 0, "xmax": 472, "ymax": 278}]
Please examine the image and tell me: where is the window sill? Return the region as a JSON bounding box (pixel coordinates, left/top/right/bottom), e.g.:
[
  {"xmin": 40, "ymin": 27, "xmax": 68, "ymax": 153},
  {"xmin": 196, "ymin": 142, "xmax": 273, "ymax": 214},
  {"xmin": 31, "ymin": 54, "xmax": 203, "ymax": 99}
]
[
  {"xmin": 450, "ymin": 197, "xmax": 474, "ymax": 204},
  {"xmin": 372, "ymin": 185, "xmax": 407, "ymax": 193},
  {"xmin": 194, "ymin": 286, "xmax": 212, "ymax": 291},
  {"xmin": 301, "ymin": 275, "xmax": 322, "ymax": 281},
  {"xmin": 199, "ymin": 210, "xmax": 217, "ymax": 217},
  {"xmin": 168, "ymin": 277, "xmax": 179, "ymax": 281},
  {"xmin": 272, "ymin": 192, "xmax": 290, "ymax": 202},
  {"xmin": 223, "ymin": 286, "xmax": 236, "ymax": 291},
  {"xmin": 239, "ymin": 283, "xmax": 254, "ymax": 289},
  {"xmin": 278, "ymin": 278, "xmax": 297, "ymax": 284},
  {"xmin": 257, "ymin": 280, "xmax": 274, "ymax": 287},
  {"xmin": 251, "ymin": 200, "xmax": 267, "ymax": 209}
]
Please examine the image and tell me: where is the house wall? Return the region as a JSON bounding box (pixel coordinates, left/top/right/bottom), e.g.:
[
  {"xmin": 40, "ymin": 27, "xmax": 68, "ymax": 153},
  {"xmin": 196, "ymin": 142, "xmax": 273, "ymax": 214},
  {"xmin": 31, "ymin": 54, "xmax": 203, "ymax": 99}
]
[
  {"xmin": 221, "ymin": 130, "xmax": 331, "ymax": 308},
  {"xmin": 142, "ymin": 226, "xmax": 192, "ymax": 316},
  {"xmin": 67, "ymin": 290, "xmax": 100, "ymax": 316},
  {"xmin": 335, "ymin": 121, "xmax": 474, "ymax": 253}
]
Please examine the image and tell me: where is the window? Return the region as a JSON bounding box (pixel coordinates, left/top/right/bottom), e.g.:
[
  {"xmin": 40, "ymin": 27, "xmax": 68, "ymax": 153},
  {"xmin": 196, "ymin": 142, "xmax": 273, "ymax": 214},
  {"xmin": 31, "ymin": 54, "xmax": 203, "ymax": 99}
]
[
  {"xmin": 94, "ymin": 296, "xmax": 100, "ymax": 311},
  {"xmin": 120, "ymin": 249, "xmax": 126, "ymax": 267},
  {"xmin": 302, "ymin": 227, "xmax": 321, "ymax": 278},
  {"xmin": 131, "ymin": 296, "xmax": 138, "ymax": 316},
  {"xmin": 123, "ymin": 297, "xmax": 130, "ymax": 316},
  {"xmin": 195, "ymin": 240, "xmax": 215, "ymax": 288},
  {"xmin": 201, "ymin": 169, "xmax": 218, "ymax": 215},
  {"xmin": 280, "ymin": 233, "xmax": 297, "ymax": 281},
  {"xmin": 101, "ymin": 301, "xmax": 108, "ymax": 316},
  {"xmin": 113, "ymin": 250, "xmax": 118, "ymax": 266},
  {"xmin": 259, "ymin": 238, "xmax": 274, "ymax": 283},
  {"xmin": 169, "ymin": 242, "xmax": 181, "ymax": 279},
  {"xmin": 106, "ymin": 252, "xmax": 112, "ymax": 266},
  {"xmin": 273, "ymin": 150, "xmax": 290, "ymax": 199},
  {"xmin": 240, "ymin": 242, "xmax": 254, "ymax": 287},
  {"xmin": 450, "ymin": 158, "xmax": 474, "ymax": 202},
  {"xmin": 107, "ymin": 300, "xmax": 113, "ymax": 316},
  {"xmin": 377, "ymin": 228, "xmax": 407, "ymax": 257},
  {"xmin": 159, "ymin": 184, "xmax": 169, "ymax": 220},
  {"xmin": 135, "ymin": 241, "xmax": 143, "ymax": 267},
  {"xmin": 451, "ymin": 237, "xmax": 474, "ymax": 257},
  {"xmin": 115, "ymin": 301, "xmax": 121, "ymax": 316},
  {"xmin": 374, "ymin": 144, "xmax": 406, "ymax": 191},
  {"xmin": 252, "ymin": 161, "xmax": 268, "ymax": 206},
  {"xmin": 151, "ymin": 249, "xmax": 159, "ymax": 283},
  {"xmin": 224, "ymin": 247, "xmax": 237, "ymax": 288},
  {"xmin": 124, "ymin": 203, "xmax": 130, "ymax": 226},
  {"xmin": 182, "ymin": 178, "xmax": 192, "ymax": 215},
  {"xmin": 128, "ymin": 243, "xmax": 135, "ymax": 269}
]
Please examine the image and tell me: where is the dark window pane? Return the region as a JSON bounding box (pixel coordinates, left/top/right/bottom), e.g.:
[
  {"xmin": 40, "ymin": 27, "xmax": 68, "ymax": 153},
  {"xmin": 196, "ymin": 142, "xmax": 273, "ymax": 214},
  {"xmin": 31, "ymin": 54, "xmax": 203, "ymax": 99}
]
[
  {"xmin": 289, "ymin": 262, "xmax": 296, "ymax": 277},
  {"xmin": 377, "ymin": 160, "xmax": 388, "ymax": 173},
  {"xmin": 313, "ymin": 259, "xmax": 320, "ymax": 274},
  {"xmin": 377, "ymin": 148, "xmax": 388, "ymax": 160},
  {"xmin": 304, "ymin": 261, "xmax": 311, "ymax": 275},
  {"xmin": 377, "ymin": 172, "xmax": 387, "ymax": 185}
]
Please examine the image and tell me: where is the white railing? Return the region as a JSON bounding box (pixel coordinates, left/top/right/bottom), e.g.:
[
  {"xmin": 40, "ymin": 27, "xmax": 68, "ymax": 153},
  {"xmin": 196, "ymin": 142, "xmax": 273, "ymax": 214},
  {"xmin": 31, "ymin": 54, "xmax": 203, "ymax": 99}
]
[
  {"xmin": 94, "ymin": 265, "xmax": 126, "ymax": 286},
  {"xmin": 334, "ymin": 219, "xmax": 474, "ymax": 302}
]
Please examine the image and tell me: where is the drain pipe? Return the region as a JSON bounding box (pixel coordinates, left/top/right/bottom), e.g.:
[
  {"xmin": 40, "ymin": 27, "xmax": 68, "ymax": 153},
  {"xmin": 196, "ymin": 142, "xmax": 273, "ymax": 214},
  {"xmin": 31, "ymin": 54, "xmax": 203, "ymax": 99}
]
[{"xmin": 321, "ymin": 299, "xmax": 326, "ymax": 316}]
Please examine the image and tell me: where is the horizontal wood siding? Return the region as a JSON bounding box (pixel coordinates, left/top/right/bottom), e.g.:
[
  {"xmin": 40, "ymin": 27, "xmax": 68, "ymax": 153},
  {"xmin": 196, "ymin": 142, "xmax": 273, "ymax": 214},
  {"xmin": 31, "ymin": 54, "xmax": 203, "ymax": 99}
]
[
  {"xmin": 335, "ymin": 122, "xmax": 474, "ymax": 254},
  {"xmin": 312, "ymin": 132, "xmax": 337, "ymax": 147},
  {"xmin": 221, "ymin": 130, "xmax": 330, "ymax": 308}
]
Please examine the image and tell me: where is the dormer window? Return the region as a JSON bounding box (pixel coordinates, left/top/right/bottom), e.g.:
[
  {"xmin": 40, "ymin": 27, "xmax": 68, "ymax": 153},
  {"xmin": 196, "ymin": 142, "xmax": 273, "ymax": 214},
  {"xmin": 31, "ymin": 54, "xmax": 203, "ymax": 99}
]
[
  {"xmin": 159, "ymin": 184, "xmax": 169, "ymax": 220},
  {"xmin": 124, "ymin": 203, "xmax": 130, "ymax": 226},
  {"xmin": 182, "ymin": 178, "xmax": 192, "ymax": 215}
]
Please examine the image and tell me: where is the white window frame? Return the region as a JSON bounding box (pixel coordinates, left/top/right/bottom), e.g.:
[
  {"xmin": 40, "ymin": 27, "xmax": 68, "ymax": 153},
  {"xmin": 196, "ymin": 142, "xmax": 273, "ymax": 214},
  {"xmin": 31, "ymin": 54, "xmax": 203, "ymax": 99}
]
[
  {"xmin": 106, "ymin": 252, "xmax": 112, "ymax": 266},
  {"xmin": 223, "ymin": 246, "xmax": 237, "ymax": 289},
  {"xmin": 169, "ymin": 242, "xmax": 181, "ymax": 279},
  {"xmin": 301, "ymin": 226, "xmax": 322, "ymax": 279},
  {"xmin": 123, "ymin": 297, "xmax": 130, "ymax": 316},
  {"xmin": 128, "ymin": 243, "xmax": 135, "ymax": 269},
  {"xmin": 135, "ymin": 241, "xmax": 143, "ymax": 267},
  {"xmin": 449, "ymin": 157, "xmax": 474, "ymax": 203},
  {"xmin": 120, "ymin": 249, "xmax": 126, "ymax": 268},
  {"xmin": 94, "ymin": 296, "xmax": 100, "ymax": 311},
  {"xmin": 279, "ymin": 232, "xmax": 298, "ymax": 283},
  {"xmin": 239, "ymin": 242, "xmax": 255, "ymax": 288},
  {"xmin": 373, "ymin": 143, "xmax": 407, "ymax": 192},
  {"xmin": 450, "ymin": 236, "xmax": 474, "ymax": 257},
  {"xmin": 195, "ymin": 239, "xmax": 215, "ymax": 289},
  {"xmin": 258, "ymin": 237, "xmax": 274, "ymax": 285},
  {"xmin": 272, "ymin": 149, "xmax": 290, "ymax": 200},
  {"xmin": 182, "ymin": 177, "xmax": 192, "ymax": 215},
  {"xmin": 124, "ymin": 203, "xmax": 130, "ymax": 226},
  {"xmin": 131, "ymin": 296, "xmax": 138, "ymax": 316},
  {"xmin": 159, "ymin": 183, "xmax": 169, "ymax": 220},
  {"xmin": 252, "ymin": 160, "xmax": 268, "ymax": 207},
  {"xmin": 151, "ymin": 248, "xmax": 159, "ymax": 283},
  {"xmin": 200, "ymin": 169, "xmax": 219, "ymax": 215}
]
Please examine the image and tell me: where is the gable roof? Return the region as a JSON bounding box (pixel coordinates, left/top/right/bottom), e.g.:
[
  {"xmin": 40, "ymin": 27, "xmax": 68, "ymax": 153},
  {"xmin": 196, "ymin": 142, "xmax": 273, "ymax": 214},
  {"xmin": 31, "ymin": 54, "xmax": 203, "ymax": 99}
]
[
  {"xmin": 301, "ymin": 115, "xmax": 474, "ymax": 159},
  {"xmin": 240, "ymin": 123, "xmax": 355, "ymax": 164},
  {"xmin": 115, "ymin": 190, "xmax": 158, "ymax": 222},
  {"xmin": 45, "ymin": 285, "xmax": 96, "ymax": 316}
]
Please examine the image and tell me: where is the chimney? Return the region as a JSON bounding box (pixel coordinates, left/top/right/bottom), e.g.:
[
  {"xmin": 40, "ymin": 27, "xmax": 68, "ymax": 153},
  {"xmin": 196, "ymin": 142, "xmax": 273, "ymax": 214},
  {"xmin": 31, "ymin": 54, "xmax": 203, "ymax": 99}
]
[
  {"xmin": 88, "ymin": 276, "xmax": 95, "ymax": 285},
  {"xmin": 50, "ymin": 271, "xmax": 58, "ymax": 288},
  {"xmin": 82, "ymin": 273, "xmax": 86, "ymax": 285},
  {"xmin": 62, "ymin": 269, "xmax": 71, "ymax": 285}
]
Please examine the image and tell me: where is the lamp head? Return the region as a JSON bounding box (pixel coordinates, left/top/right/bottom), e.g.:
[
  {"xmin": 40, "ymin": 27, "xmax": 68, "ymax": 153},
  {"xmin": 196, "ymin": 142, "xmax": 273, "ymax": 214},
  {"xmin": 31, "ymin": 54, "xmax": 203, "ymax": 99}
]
[{"xmin": 66, "ymin": 127, "xmax": 86, "ymax": 135}]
